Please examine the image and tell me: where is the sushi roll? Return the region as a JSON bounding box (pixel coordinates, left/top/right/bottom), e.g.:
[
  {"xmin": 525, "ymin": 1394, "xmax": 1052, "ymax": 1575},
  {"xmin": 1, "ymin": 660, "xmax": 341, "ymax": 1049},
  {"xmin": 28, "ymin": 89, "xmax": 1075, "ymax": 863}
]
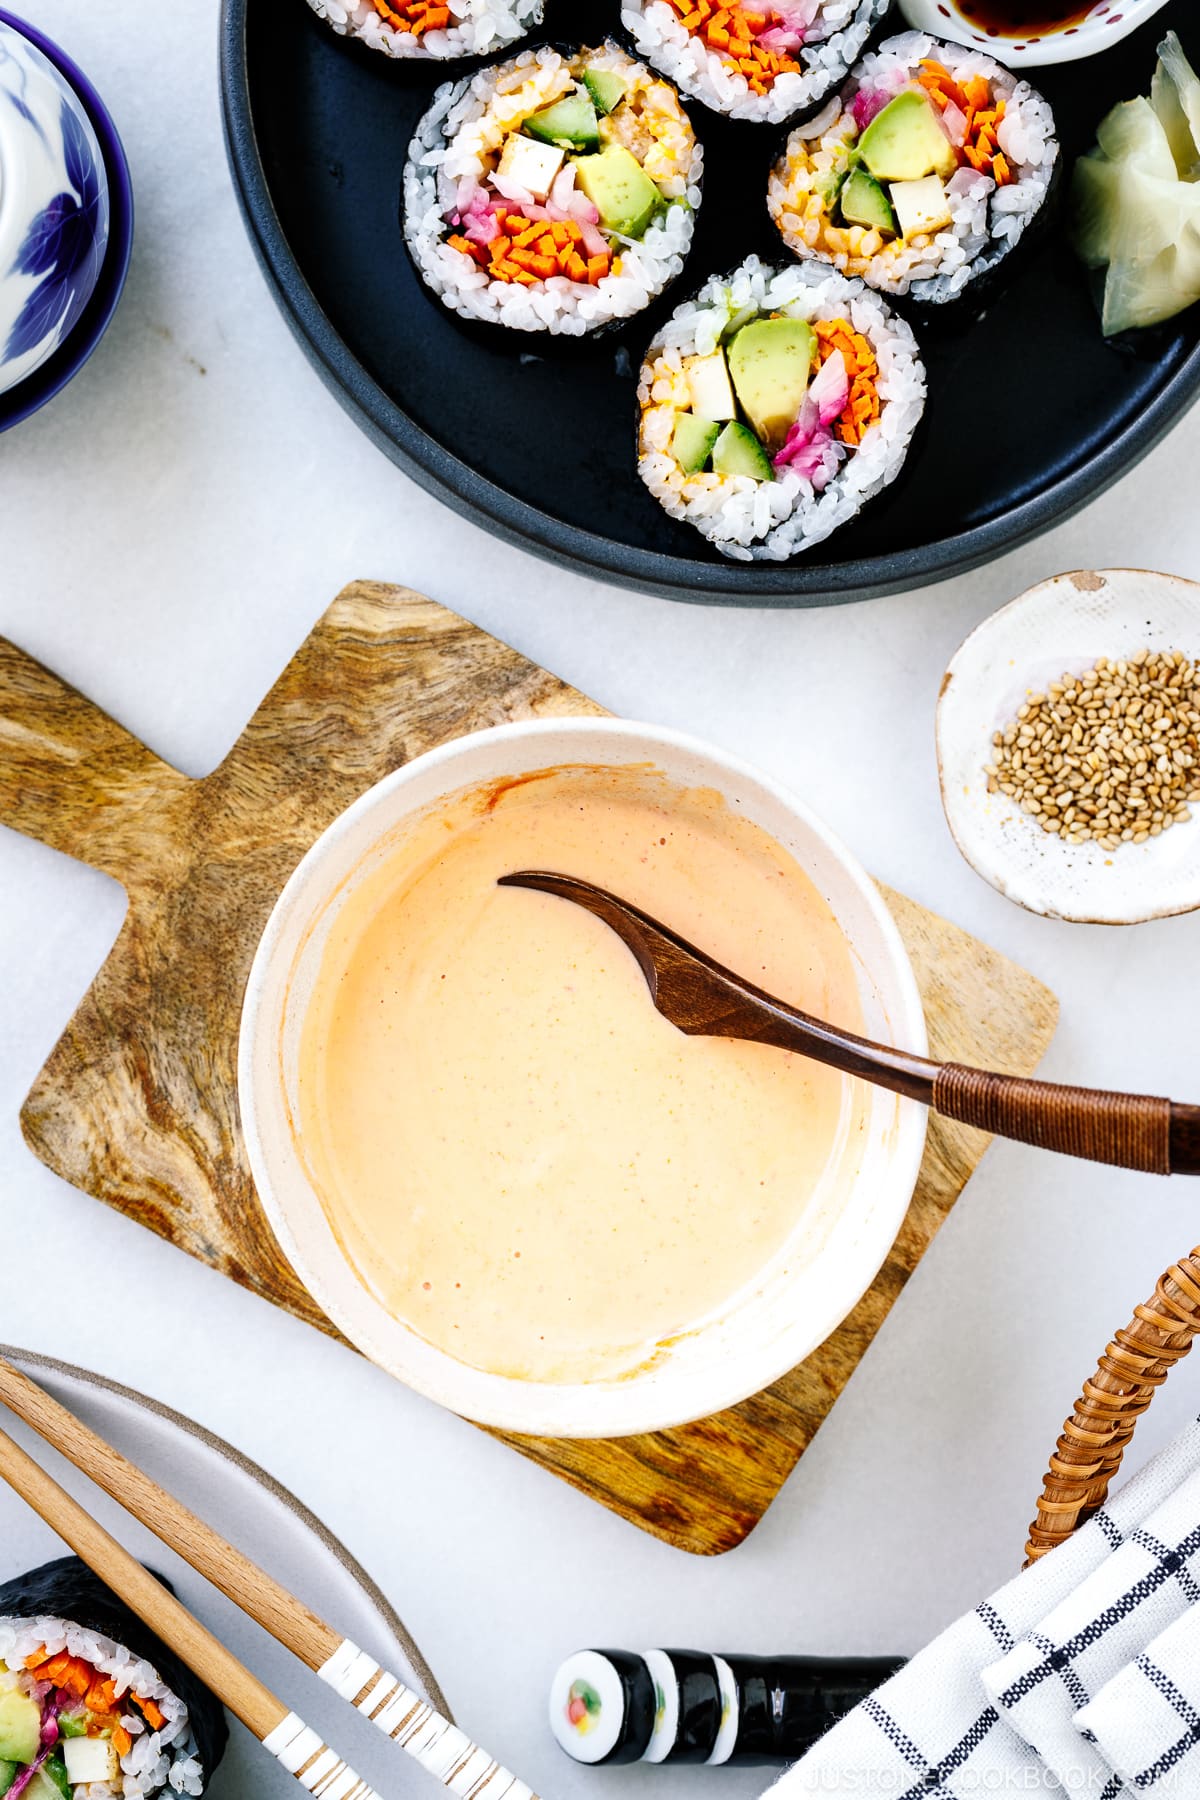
[
  {"xmin": 303, "ymin": 0, "xmax": 544, "ymax": 61},
  {"xmin": 636, "ymin": 254, "xmax": 924, "ymax": 561},
  {"xmin": 0, "ymin": 1557, "xmax": 227, "ymax": 1796},
  {"xmin": 404, "ymin": 43, "xmax": 703, "ymax": 337},
  {"xmin": 621, "ymin": 0, "xmax": 892, "ymax": 127},
  {"xmin": 768, "ymin": 31, "xmax": 1059, "ymax": 305}
]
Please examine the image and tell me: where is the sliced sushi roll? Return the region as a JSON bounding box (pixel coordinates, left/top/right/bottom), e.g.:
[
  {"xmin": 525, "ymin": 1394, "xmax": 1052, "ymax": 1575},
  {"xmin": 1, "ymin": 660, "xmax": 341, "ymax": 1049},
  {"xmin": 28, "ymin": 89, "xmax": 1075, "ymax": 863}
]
[
  {"xmin": 303, "ymin": 0, "xmax": 544, "ymax": 61},
  {"xmin": 0, "ymin": 1557, "xmax": 227, "ymax": 1796},
  {"xmin": 621, "ymin": 0, "xmax": 892, "ymax": 127},
  {"xmin": 637, "ymin": 255, "xmax": 924, "ymax": 561},
  {"xmin": 404, "ymin": 42, "xmax": 703, "ymax": 336},
  {"xmin": 768, "ymin": 31, "xmax": 1058, "ymax": 305}
]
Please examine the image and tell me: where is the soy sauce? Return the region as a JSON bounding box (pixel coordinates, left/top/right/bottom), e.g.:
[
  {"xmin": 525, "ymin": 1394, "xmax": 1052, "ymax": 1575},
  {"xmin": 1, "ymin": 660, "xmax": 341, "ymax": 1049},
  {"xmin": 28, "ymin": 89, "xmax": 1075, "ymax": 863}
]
[{"xmin": 954, "ymin": 0, "xmax": 1098, "ymax": 36}]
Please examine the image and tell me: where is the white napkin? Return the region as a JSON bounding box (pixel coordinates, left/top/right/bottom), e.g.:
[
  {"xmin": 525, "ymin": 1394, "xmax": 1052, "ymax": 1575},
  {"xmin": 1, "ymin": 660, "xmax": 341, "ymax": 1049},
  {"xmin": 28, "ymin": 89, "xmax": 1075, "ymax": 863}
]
[
  {"xmin": 768, "ymin": 1416, "xmax": 1200, "ymax": 1797},
  {"xmin": 1079, "ymin": 1600, "xmax": 1200, "ymax": 1793}
]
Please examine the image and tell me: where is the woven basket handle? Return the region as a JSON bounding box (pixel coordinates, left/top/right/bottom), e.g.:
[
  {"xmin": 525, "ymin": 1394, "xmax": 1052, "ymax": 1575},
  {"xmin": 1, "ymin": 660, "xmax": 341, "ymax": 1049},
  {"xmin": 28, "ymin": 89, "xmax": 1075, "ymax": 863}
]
[
  {"xmin": 1025, "ymin": 1247, "xmax": 1200, "ymax": 1563},
  {"xmin": 934, "ymin": 1067, "xmax": 1200, "ymax": 1177}
]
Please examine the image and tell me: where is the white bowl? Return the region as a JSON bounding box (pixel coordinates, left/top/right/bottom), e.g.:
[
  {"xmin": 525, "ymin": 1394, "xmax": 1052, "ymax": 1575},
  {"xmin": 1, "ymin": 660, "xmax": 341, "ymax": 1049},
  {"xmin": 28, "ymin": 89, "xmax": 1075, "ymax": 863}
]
[
  {"xmin": 938, "ymin": 569, "xmax": 1200, "ymax": 924},
  {"xmin": 0, "ymin": 18, "xmax": 110, "ymax": 397},
  {"xmin": 898, "ymin": 0, "xmax": 1171, "ymax": 67},
  {"xmin": 239, "ymin": 718, "xmax": 928, "ymax": 1438}
]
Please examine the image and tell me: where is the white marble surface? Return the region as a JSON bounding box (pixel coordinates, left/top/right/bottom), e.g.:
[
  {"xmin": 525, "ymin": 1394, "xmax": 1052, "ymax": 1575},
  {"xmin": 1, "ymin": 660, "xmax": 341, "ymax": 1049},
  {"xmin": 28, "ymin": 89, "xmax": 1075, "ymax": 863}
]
[{"xmin": 2, "ymin": 5, "xmax": 1200, "ymax": 1795}]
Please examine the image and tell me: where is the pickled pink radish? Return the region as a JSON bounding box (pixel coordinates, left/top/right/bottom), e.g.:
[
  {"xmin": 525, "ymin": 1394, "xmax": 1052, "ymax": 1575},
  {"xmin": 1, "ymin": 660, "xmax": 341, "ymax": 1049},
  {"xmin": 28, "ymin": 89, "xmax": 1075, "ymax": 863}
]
[{"xmin": 773, "ymin": 352, "xmax": 849, "ymax": 489}]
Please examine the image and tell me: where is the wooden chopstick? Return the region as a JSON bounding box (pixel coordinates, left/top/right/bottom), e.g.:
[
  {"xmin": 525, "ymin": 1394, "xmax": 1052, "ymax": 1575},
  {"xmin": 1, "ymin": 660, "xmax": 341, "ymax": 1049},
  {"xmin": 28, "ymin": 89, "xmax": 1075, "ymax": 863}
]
[
  {"xmin": 0, "ymin": 1355, "xmax": 539, "ymax": 1799},
  {"xmin": 0, "ymin": 1420, "xmax": 382, "ymax": 1798}
]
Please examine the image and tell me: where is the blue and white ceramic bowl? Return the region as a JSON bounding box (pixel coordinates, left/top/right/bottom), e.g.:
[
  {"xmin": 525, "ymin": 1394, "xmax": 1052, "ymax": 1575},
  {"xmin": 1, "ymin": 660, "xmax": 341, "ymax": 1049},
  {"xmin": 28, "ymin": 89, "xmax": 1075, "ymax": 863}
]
[{"xmin": 0, "ymin": 17, "xmax": 109, "ymax": 397}]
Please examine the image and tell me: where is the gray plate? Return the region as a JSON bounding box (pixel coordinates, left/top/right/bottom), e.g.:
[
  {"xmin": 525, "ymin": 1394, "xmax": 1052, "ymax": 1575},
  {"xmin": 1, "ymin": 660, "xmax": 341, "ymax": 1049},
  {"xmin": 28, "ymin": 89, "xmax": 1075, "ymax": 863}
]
[{"xmin": 0, "ymin": 1348, "xmax": 447, "ymax": 1797}]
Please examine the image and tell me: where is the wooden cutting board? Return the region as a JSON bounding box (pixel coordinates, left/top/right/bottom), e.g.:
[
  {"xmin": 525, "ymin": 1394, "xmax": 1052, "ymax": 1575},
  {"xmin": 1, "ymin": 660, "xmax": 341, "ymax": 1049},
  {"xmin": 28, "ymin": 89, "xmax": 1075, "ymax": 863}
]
[{"xmin": 1, "ymin": 582, "xmax": 1058, "ymax": 1555}]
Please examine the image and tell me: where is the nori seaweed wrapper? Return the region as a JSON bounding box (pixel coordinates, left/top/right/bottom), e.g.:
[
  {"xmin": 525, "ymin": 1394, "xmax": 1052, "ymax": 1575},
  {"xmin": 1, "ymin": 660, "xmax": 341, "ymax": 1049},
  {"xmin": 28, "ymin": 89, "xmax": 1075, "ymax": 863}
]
[
  {"xmin": 662, "ymin": 1651, "xmax": 722, "ymax": 1762},
  {"xmin": 592, "ymin": 1651, "xmax": 657, "ymax": 1763},
  {"xmin": 0, "ymin": 1556, "xmax": 229, "ymax": 1784}
]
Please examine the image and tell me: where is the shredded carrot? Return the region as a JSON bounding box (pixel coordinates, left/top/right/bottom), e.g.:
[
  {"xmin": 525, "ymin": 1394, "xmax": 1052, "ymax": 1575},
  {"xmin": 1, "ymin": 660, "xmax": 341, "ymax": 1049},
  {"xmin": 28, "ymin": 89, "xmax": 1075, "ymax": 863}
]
[
  {"xmin": 444, "ymin": 208, "xmax": 611, "ymax": 288},
  {"xmin": 917, "ymin": 60, "xmax": 1014, "ymax": 186},
  {"xmin": 663, "ymin": 0, "xmax": 801, "ymax": 92},
  {"xmin": 23, "ymin": 1648, "xmax": 143, "ymax": 1747},
  {"xmin": 136, "ymin": 1695, "xmax": 167, "ymax": 1731},
  {"xmin": 85, "ymin": 1676, "xmax": 119, "ymax": 1714},
  {"xmin": 369, "ymin": 0, "xmax": 450, "ymax": 36},
  {"xmin": 27, "ymin": 1652, "xmax": 95, "ymax": 1697},
  {"xmin": 813, "ymin": 319, "xmax": 880, "ymax": 447}
]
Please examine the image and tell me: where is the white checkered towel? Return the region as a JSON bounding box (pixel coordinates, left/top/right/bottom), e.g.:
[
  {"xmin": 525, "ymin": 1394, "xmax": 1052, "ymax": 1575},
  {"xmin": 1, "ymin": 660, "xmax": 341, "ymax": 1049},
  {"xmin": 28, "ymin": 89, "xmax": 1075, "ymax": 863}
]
[{"xmin": 769, "ymin": 1416, "xmax": 1200, "ymax": 1796}]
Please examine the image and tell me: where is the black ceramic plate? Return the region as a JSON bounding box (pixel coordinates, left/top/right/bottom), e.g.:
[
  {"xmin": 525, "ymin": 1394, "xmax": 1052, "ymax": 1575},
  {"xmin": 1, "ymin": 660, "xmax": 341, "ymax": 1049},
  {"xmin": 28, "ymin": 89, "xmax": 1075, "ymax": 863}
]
[{"xmin": 221, "ymin": 0, "xmax": 1200, "ymax": 605}]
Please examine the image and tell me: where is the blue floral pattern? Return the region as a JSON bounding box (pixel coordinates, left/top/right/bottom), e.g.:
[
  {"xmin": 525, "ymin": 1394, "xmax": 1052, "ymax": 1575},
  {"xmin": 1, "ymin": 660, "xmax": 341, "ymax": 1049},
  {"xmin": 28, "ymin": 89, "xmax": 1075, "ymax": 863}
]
[
  {"xmin": 0, "ymin": 34, "xmax": 48, "ymax": 145},
  {"xmin": 5, "ymin": 94, "xmax": 106, "ymax": 363}
]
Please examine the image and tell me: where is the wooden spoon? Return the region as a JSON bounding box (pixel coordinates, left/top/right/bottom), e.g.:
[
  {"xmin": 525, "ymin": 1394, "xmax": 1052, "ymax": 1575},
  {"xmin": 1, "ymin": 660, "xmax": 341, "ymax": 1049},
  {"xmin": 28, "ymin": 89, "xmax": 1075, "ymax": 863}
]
[{"xmin": 497, "ymin": 871, "xmax": 1200, "ymax": 1176}]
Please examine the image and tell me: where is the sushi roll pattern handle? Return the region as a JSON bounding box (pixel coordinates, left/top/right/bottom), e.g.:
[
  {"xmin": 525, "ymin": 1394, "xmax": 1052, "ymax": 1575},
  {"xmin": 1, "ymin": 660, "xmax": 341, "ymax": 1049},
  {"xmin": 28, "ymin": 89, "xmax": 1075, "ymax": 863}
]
[
  {"xmin": 320, "ymin": 1638, "xmax": 538, "ymax": 1798},
  {"xmin": 551, "ymin": 1649, "xmax": 907, "ymax": 1766}
]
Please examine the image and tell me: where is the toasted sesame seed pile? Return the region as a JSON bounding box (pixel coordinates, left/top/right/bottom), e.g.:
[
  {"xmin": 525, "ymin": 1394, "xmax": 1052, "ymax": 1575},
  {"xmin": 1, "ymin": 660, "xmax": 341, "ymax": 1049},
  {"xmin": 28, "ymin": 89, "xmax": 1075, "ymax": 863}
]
[{"xmin": 985, "ymin": 649, "xmax": 1200, "ymax": 851}]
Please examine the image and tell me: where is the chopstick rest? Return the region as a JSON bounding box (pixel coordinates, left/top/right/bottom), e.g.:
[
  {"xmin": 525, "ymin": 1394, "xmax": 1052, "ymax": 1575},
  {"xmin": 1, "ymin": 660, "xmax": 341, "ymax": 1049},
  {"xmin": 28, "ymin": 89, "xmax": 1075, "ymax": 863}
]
[
  {"xmin": 550, "ymin": 1648, "xmax": 905, "ymax": 1766},
  {"xmin": 0, "ymin": 1354, "xmax": 539, "ymax": 1799},
  {"xmin": 0, "ymin": 1422, "xmax": 382, "ymax": 1799}
]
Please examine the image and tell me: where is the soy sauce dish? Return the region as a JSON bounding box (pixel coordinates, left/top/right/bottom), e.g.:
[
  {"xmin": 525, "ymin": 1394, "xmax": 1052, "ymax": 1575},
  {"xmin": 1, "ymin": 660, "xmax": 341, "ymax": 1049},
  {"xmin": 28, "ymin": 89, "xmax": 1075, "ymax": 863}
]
[{"xmin": 238, "ymin": 720, "xmax": 926, "ymax": 1437}]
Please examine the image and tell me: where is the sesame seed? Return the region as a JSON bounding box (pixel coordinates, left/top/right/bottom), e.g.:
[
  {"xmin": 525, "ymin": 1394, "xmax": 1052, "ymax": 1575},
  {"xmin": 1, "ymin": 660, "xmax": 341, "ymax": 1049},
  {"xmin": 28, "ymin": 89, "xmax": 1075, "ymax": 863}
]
[{"xmin": 985, "ymin": 649, "xmax": 1200, "ymax": 852}]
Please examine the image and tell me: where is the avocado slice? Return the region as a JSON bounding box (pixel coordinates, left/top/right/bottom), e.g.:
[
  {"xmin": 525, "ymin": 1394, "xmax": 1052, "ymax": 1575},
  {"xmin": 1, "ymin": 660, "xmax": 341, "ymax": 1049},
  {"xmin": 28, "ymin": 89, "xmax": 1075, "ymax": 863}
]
[
  {"xmin": 0, "ymin": 1690, "xmax": 40, "ymax": 1766},
  {"xmin": 839, "ymin": 167, "xmax": 898, "ymax": 235},
  {"xmin": 573, "ymin": 145, "xmax": 661, "ymax": 238},
  {"xmin": 672, "ymin": 413, "xmax": 721, "ymax": 473},
  {"xmin": 858, "ymin": 88, "xmax": 958, "ymax": 183},
  {"xmin": 712, "ymin": 422, "xmax": 774, "ymax": 482},
  {"xmin": 818, "ymin": 161, "xmax": 852, "ymax": 212},
  {"xmin": 525, "ymin": 88, "xmax": 600, "ymax": 153},
  {"xmin": 727, "ymin": 317, "xmax": 815, "ymax": 451},
  {"xmin": 28, "ymin": 1758, "xmax": 70, "ymax": 1800},
  {"xmin": 583, "ymin": 68, "xmax": 627, "ymax": 116},
  {"xmin": 0, "ymin": 1761, "xmax": 15, "ymax": 1798}
]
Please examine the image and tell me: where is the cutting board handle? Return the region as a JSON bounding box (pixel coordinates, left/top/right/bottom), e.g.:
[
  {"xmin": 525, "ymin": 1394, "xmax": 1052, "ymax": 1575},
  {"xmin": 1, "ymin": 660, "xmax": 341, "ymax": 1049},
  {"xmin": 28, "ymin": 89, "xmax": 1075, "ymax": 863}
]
[{"xmin": 0, "ymin": 637, "xmax": 184, "ymax": 880}]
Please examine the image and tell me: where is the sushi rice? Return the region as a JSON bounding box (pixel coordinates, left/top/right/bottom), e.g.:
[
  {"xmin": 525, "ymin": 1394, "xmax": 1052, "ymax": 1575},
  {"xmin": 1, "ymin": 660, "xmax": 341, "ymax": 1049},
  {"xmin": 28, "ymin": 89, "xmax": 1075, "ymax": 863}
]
[
  {"xmin": 405, "ymin": 43, "xmax": 703, "ymax": 335},
  {"xmin": 0, "ymin": 1614, "xmax": 203, "ymax": 1797},
  {"xmin": 636, "ymin": 256, "xmax": 925, "ymax": 561},
  {"xmin": 302, "ymin": 0, "xmax": 543, "ymax": 60},
  {"xmin": 621, "ymin": 0, "xmax": 892, "ymax": 126},
  {"xmin": 769, "ymin": 31, "xmax": 1058, "ymax": 304}
]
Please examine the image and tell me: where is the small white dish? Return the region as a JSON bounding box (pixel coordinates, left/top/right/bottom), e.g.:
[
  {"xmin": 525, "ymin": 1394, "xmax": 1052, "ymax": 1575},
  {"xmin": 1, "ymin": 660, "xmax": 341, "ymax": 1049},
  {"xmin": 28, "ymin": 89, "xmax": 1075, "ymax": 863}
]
[
  {"xmin": 0, "ymin": 18, "xmax": 110, "ymax": 397},
  {"xmin": 937, "ymin": 568, "xmax": 1200, "ymax": 925},
  {"xmin": 239, "ymin": 717, "xmax": 928, "ymax": 1440},
  {"xmin": 898, "ymin": 0, "xmax": 1171, "ymax": 68}
]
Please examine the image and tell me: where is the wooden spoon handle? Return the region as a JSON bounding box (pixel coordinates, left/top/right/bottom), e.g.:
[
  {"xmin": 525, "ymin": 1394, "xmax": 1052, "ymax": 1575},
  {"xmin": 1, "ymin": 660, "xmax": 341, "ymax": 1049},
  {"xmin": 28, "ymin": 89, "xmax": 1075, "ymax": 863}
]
[
  {"xmin": 933, "ymin": 1064, "xmax": 1173, "ymax": 1174},
  {"xmin": 496, "ymin": 874, "xmax": 1200, "ymax": 1178}
]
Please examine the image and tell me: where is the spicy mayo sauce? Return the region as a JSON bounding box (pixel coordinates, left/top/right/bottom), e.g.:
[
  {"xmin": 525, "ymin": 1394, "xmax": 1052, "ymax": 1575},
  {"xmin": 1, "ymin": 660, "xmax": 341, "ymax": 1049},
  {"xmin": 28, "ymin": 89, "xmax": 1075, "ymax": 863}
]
[{"xmin": 295, "ymin": 765, "xmax": 867, "ymax": 1383}]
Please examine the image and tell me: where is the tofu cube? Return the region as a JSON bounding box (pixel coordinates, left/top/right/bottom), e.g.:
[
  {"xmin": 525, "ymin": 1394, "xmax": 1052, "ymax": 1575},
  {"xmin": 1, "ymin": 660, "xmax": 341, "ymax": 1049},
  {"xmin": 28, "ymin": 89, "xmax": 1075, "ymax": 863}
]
[
  {"xmin": 63, "ymin": 1735, "xmax": 121, "ymax": 1784},
  {"xmin": 889, "ymin": 174, "xmax": 953, "ymax": 240},
  {"xmin": 497, "ymin": 133, "xmax": 565, "ymax": 203},
  {"xmin": 684, "ymin": 350, "xmax": 737, "ymax": 422}
]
